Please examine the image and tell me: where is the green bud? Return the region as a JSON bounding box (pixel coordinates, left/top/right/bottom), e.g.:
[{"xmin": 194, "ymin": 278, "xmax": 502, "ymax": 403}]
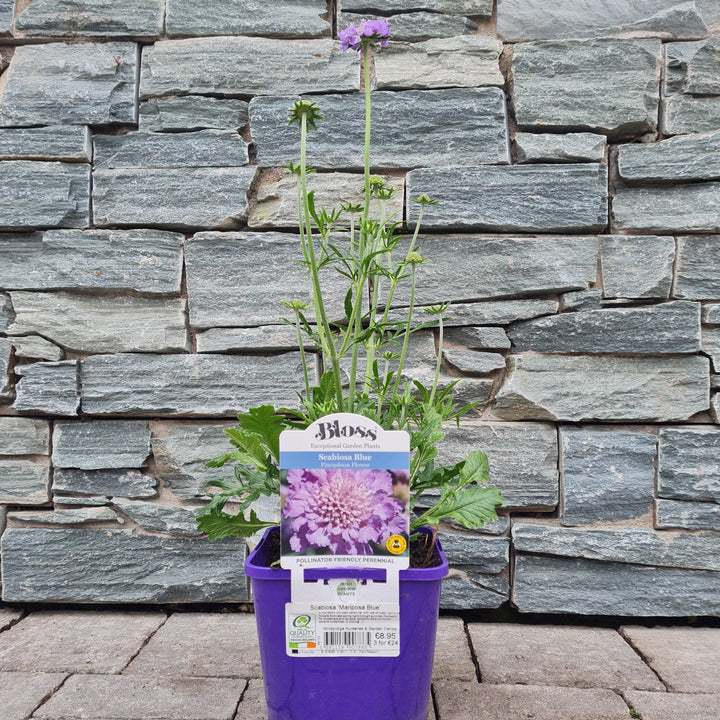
[
  {"xmin": 405, "ymin": 252, "xmax": 425, "ymax": 265},
  {"xmin": 424, "ymin": 303, "xmax": 450, "ymax": 316},
  {"xmin": 412, "ymin": 194, "xmax": 439, "ymax": 206},
  {"xmin": 282, "ymin": 299, "xmax": 310, "ymax": 312},
  {"xmin": 287, "ymin": 100, "xmax": 323, "ymax": 131}
]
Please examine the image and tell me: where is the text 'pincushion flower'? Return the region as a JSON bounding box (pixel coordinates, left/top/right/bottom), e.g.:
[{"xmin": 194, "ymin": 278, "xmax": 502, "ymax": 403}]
[
  {"xmin": 282, "ymin": 468, "xmax": 408, "ymax": 555},
  {"xmin": 338, "ymin": 19, "xmax": 391, "ymax": 52}
]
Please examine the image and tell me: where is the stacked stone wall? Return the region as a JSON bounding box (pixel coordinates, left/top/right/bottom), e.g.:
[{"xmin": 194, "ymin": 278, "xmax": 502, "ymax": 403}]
[{"xmin": 1, "ymin": 0, "xmax": 719, "ymax": 615}]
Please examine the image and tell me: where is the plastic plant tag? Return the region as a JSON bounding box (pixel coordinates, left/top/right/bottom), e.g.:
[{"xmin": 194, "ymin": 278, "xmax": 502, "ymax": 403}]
[{"xmin": 279, "ymin": 413, "xmax": 409, "ymax": 657}]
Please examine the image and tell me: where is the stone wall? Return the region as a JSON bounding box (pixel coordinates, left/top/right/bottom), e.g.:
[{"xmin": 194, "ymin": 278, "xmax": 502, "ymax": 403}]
[{"xmin": 1, "ymin": 0, "xmax": 719, "ymax": 615}]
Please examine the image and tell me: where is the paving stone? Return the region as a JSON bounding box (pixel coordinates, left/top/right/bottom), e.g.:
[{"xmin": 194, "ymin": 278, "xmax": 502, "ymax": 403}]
[
  {"xmin": 434, "ymin": 422, "xmax": 558, "ymax": 510},
  {"xmin": 93, "ymin": 130, "xmax": 249, "ymax": 169},
  {"xmin": 0, "ymin": 337, "xmax": 11, "ymax": 402},
  {"xmin": 624, "ymin": 690, "xmax": 720, "ymax": 719},
  {"xmin": 493, "ymin": 354, "xmax": 709, "ymax": 422},
  {"xmin": 658, "ymin": 426, "xmax": 720, "ymax": 502},
  {"xmin": 0, "ymin": 528, "xmax": 248, "ymax": 602},
  {"xmin": 124, "ymin": 612, "xmax": 261, "ymax": 677},
  {"xmin": 13, "ymin": 0, "xmax": 164, "ymax": 38},
  {"xmin": 515, "ymin": 132, "xmax": 606, "ymax": 164},
  {"xmin": 468, "ymin": 624, "xmax": 663, "ymax": 691},
  {"xmin": 53, "ymin": 421, "xmax": 150, "ymax": 470},
  {"xmin": 10, "ymin": 335, "xmax": 63, "ymax": 361},
  {"xmin": 251, "ymin": 88, "xmax": 509, "ymax": 169},
  {"xmin": 340, "ymin": 0, "xmax": 492, "ymax": 14},
  {"xmin": 338, "ymin": 11, "xmax": 478, "ymax": 42},
  {"xmin": 34, "ymin": 674, "xmax": 242, "ymax": 720},
  {"xmin": 139, "ymin": 97, "xmax": 249, "ymax": 132},
  {"xmin": 53, "ymin": 468, "xmax": 158, "ymax": 499},
  {"xmin": 655, "ymin": 498, "xmax": 720, "ymax": 530},
  {"xmin": 0, "ymin": 417, "xmax": 50, "ymax": 455},
  {"xmin": 233, "ymin": 679, "xmax": 265, "ymax": 720},
  {"xmin": 432, "ymin": 617, "xmax": 475, "ymax": 681},
  {"xmin": 497, "ymin": 0, "xmax": 713, "ymax": 41},
  {"xmin": 9, "ymin": 507, "xmax": 121, "ymax": 525},
  {"xmin": 433, "ymin": 681, "xmax": 631, "ymax": 720},
  {"xmin": 13, "ymin": 360, "xmax": 79, "ymax": 415},
  {"xmin": 0, "ymin": 161, "xmax": 90, "ymax": 230},
  {"xmin": 196, "ymin": 326, "xmax": 301, "ymax": 353},
  {"xmin": 512, "ymin": 554, "xmax": 720, "ymax": 615},
  {"xmin": 140, "ymin": 37, "xmax": 357, "ymax": 100},
  {"xmin": 374, "ymin": 36, "xmax": 503, "ymax": 90},
  {"xmin": 151, "ymin": 423, "xmax": 239, "ymax": 500},
  {"xmin": 0, "ymin": 126, "xmax": 91, "ymax": 161},
  {"xmin": 442, "ymin": 349, "xmax": 506, "ymax": 374},
  {"xmin": 618, "ymin": 130, "xmax": 720, "ymax": 182},
  {"xmin": 560, "ymin": 427, "xmax": 655, "ymax": 525},
  {"xmin": 621, "ymin": 626, "xmax": 720, "ymax": 693},
  {"xmin": 406, "ymin": 165, "xmax": 607, "ymax": 232},
  {"xmin": 185, "ymin": 231, "xmax": 345, "ymax": 327},
  {"xmin": 511, "ymin": 40, "xmax": 661, "ymax": 138},
  {"xmin": 0, "ymin": 611, "xmax": 165, "ymax": 673},
  {"xmin": 0, "ymin": 459, "xmax": 50, "ymax": 504},
  {"xmin": 80, "ymin": 353, "xmax": 309, "ymax": 416},
  {"xmin": 0, "ymin": 229, "xmax": 183, "ymax": 295},
  {"xmin": 444, "ymin": 327, "xmax": 510, "ymax": 350},
  {"xmin": 0, "ymin": 672, "xmax": 67, "ymax": 720},
  {"xmin": 93, "ymin": 167, "xmax": 256, "ymax": 230},
  {"xmin": 512, "ymin": 523, "xmax": 720, "ymax": 572},
  {"xmin": 600, "ymin": 235, "xmax": 674, "ymax": 299},
  {"xmin": 510, "ymin": 301, "xmax": 700, "ymax": 355},
  {"xmin": 674, "ymin": 235, "xmax": 720, "ymax": 299},
  {"xmin": 0, "ymin": 42, "xmax": 137, "ymax": 126},
  {"xmin": 9, "ymin": 292, "xmax": 189, "ymax": 354},
  {"xmin": 166, "ymin": 0, "xmax": 329, "ymax": 37},
  {"xmin": 248, "ymin": 172, "xmax": 403, "ymax": 229},
  {"xmin": 112, "ymin": 500, "xmax": 203, "ymax": 536}
]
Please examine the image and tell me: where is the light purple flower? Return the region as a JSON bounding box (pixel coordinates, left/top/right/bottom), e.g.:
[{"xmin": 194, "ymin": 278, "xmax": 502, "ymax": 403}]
[
  {"xmin": 338, "ymin": 19, "xmax": 391, "ymax": 52},
  {"xmin": 282, "ymin": 467, "xmax": 407, "ymax": 555}
]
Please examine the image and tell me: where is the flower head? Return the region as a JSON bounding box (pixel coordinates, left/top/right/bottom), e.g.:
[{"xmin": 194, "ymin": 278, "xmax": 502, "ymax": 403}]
[
  {"xmin": 282, "ymin": 467, "xmax": 407, "ymax": 555},
  {"xmin": 338, "ymin": 19, "xmax": 391, "ymax": 53},
  {"xmin": 287, "ymin": 99, "xmax": 323, "ymax": 131}
]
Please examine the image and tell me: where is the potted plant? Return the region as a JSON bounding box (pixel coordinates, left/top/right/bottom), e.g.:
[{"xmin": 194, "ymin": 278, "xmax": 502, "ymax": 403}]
[{"xmin": 197, "ymin": 20, "xmax": 503, "ymax": 720}]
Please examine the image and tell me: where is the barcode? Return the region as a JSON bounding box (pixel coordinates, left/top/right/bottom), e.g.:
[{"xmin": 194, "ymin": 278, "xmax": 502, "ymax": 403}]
[{"xmin": 323, "ymin": 631, "xmax": 372, "ymax": 647}]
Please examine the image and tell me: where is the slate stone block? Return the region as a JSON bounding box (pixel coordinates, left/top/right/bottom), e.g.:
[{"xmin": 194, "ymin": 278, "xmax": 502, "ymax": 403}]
[
  {"xmin": 560, "ymin": 428, "xmax": 656, "ymax": 526},
  {"xmin": 498, "ymin": 0, "xmax": 710, "ymax": 41},
  {"xmin": 493, "ymin": 354, "xmax": 709, "ymax": 422},
  {"xmin": 13, "ymin": 0, "xmax": 164, "ymax": 38},
  {"xmin": 442, "ymin": 349, "xmax": 505, "ymax": 374},
  {"xmin": 618, "ymin": 130, "xmax": 720, "ymax": 182},
  {"xmin": 600, "ymin": 235, "xmax": 674, "ymax": 299},
  {"xmin": 512, "ymin": 40, "xmax": 661, "ymax": 138},
  {"xmin": 140, "ymin": 37, "xmax": 357, "ymax": 100},
  {"xmin": 248, "ymin": 172, "xmax": 403, "ymax": 229},
  {"xmin": 93, "ymin": 130, "xmax": 249, "ymax": 169},
  {"xmin": 406, "ymin": 165, "xmax": 608, "ymax": 232},
  {"xmin": 434, "ymin": 422, "xmax": 558, "ymax": 510},
  {"xmin": 0, "ymin": 460, "xmax": 50, "ymax": 504},
  {"xmin": 9, "ymin": 293, "xmax": 189, "ymax": 354},
  {"xmin": 53, "ymin": 421, "xmax": 150, "ymax": 470},
  {"xmin": 0, "ymin": 337, "xmax": 12, "ymax": 402},
  {"xmin": 10, "ymin": 336, "xmax": 63, "ymax": 362},
  {"xmin": 0, "ymin": 229, "xmax": 184, "ymax": 295},
  {"xmin": 139, "ymin": 97, "xmax": 249, "ymax": 132},
  {"xmin": 9, "ymin": 507, "xmax": 120, "ymax": 525},
  {"xmin": 559, "ymin": 289, "xmax": 603, "ymax": 311},
  {"xmin": 674, "ymin": 235, "xmax": 720, "ymax": 300},
  {"xmin": 702, "ymin": 327, "xmax": 720, "ymax": 371},
  {"xmin": 113, "ymin": 500, "xmax": 203, "ymax": 537},
  {"xmin": 0, "ymin": 293, "xmax": 11, "ymax": 333},
  {"xmin": 374, "ymin": 36, "xmax": 503, "ymax": 90},
  {"xmin": 81, "ymin": 353, "xmax": 310, "ymax": 416},
  {"xmin": 663, "ymin": 95, "xmax": 720, "ymax": 135},
  {"xmin": 704, "ymin": 303, "xmax": 720, "ymax": 324},
  {"xmin": 0, "ymin": 161, "xmax": 90, "ymax": 230},
  {"xmin": 655, "ymin": 498, "xmax": 720, "ymax": 531},
  {"xmin": 512, "ymin": 554, "xmax": 720, "ymax": 615},
  {"xmin": 515, "ymin": 132, "xmax": 606, "ymax": 164},
  {"xmin": 612, "ymin": 182, "xmax": 720, "ymax": 234},
  {"xmin": 509, "ymin": 301, "xmax": 701, "ymax": 355},
  {"xmin": 93, "ymin": 167, "xmax": 256, "ymax": 230},
  {"xmin": 444, "ymin": 327, "xmax": 510, "ymax": 350},
  {"xmin": 251, "ymin": 88, "xmax": 509, "ymax": 169},
  {"xmin": 513, "ymin": 523, "xmax": 720, "ymax": 572},
  {"xmin": 0, "ymin": 0, "xmax": 12, "ymax": 37},
  {"xmin": 686, "ymin": 37, "xmax": 720, "ymax": 95},
  {"xmin": 53, "ymin": 468, "xmax": 158, "ymax": 499},
  {"xmin": 196, "ymin": 326, "xmax": 300, "ymax": 353},
  {"xmin": 440, "ymin": 575, "xmax": 508, "ymax": 611},
  {"xmin": 0, "ymin": 126, "xmax": 91, "ymax": 161},
  {"xmin": 0, "ymin": 417, "xmax": 50, "ymax": 455},
  {"xmin": 339, "ymin": 0, "xmax": 492, "ymax": 14},
  {"xmin": 166, "ymin": 0, "xmax": 330, "ymax": 37},
  {"xmin": 658, "ymin": 427, "xmax": 720, "ymax": 502},
  {"xmin": 0, "ymin": 42, "xmax": 137, "ymax": 126},
  {"xmin": 0, "ymin": 528, "xmax": 248, "ymax": 602},
  {"xmin": 13, "ymin": 360, "xmax": 79, "ymax": 415}
]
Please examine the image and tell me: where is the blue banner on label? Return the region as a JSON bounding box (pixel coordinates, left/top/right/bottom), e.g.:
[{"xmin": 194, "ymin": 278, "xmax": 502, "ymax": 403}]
[{"xmin": 281, "ymin": 451, "xmax": 410, "ymax": 470}]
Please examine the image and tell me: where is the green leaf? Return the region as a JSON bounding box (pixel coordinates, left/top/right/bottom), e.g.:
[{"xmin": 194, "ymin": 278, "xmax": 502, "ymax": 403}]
[
  {"xmin": 196, "ymin": 509, "xmax": 276, "ymax": 540},
  {"xmin": 236, "ymin": 405, "xmax": 288, "ymax": 462},
  {"xmin": 415, "ymin": 486, "xmax": 503, "ymax": 530},
  {"xmin": 459, "ymin": 451, "xmax": 491, "ymax": 486}
]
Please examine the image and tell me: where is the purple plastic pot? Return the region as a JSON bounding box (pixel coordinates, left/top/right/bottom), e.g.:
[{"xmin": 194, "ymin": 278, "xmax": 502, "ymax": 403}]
[{"xmin": 245, "ymin": 526, "xmax": 448, "ymax": 720}]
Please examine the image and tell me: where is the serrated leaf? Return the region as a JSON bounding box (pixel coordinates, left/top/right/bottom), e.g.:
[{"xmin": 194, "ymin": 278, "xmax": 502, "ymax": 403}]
[
  {"xmin": 417, "ymin": 486, "xmax": 503, "ymax": 530},
  {"xmin": 196, "ymin": 509, "xmax": 276, "ymax": 540},
  {"xmin": 459, "ymin": 451, "xmax": 490, "ymax": 486}
]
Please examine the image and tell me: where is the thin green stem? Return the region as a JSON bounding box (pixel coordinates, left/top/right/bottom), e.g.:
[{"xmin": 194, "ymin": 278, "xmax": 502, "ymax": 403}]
[{"xmin": 430, "ymin": 312, "xmax": 444, "ymax": 405}]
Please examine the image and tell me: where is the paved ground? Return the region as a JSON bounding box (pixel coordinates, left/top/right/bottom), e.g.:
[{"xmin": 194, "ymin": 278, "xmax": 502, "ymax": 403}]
[{"xmin": 1, "ymin": 607, "xmax": 719, "ymax": 719}]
